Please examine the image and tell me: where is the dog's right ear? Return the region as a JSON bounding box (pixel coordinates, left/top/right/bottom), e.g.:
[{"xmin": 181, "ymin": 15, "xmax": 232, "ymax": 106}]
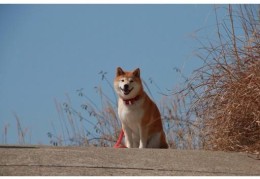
[{"xmin": 116, "ymin": 67, "xmax": 125, "ymax": 76}]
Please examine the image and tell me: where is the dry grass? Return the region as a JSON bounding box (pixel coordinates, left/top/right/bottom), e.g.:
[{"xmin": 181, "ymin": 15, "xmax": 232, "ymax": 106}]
[
  {"xmin": 160, "ymin": 92, "xmax": 204, "ymax": 149},
  {"xmin": 48, "ymin": 72, "xmax": 121, "ymax": 147},
  {"xmin": 180, "ymin": 5, "xmax": 260, "ymax": 153}
]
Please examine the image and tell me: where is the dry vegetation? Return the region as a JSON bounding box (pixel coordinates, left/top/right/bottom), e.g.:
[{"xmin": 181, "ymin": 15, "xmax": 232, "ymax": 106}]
[
  {"xmin": 48, "ymin": 73, "xmax": 122, "ymax": 147},
  {"xmin": 180, "ymin": 5, "xmax": 260, "ymax": 153}
]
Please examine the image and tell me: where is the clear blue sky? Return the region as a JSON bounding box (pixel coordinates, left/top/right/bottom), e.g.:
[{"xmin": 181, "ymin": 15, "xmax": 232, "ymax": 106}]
[{"xmin": 0, "ymin": 4, "xmax": 227, "ymax": 145}]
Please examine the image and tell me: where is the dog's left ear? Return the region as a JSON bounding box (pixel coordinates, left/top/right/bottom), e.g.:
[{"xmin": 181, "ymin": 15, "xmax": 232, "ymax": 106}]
[{"xmin": 133, "ymin": 68, "xmax": 140, "ymax": 78}]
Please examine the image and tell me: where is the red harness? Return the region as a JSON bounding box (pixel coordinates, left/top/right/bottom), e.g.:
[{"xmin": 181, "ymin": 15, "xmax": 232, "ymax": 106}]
[{"xmin": 113, "ymin": 95, "xmax": 140, "ymax": 148}]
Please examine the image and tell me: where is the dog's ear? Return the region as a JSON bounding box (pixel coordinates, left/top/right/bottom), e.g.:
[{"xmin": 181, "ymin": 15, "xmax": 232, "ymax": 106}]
[
  {"xmin": 133, "ymin": 68, "xmax": 140, "ymax": 78},
  {"xmin": 116, "ymin": 67, "xmax": 125, "ymax": 76}
]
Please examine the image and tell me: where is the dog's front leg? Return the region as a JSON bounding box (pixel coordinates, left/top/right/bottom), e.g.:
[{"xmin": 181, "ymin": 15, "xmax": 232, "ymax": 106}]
[
  {"xmin": 122, "ymin": 124, "xmax": 133, "ymax": 148},
  {"xmin": 139, "ymin": 126, "xmax": 147, "ymax": 148}
]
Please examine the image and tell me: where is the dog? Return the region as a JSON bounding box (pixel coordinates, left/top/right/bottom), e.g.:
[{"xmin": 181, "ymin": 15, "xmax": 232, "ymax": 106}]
[{"xmin": 114, "ymin": 67, "xmax": 168, "ymax": 148}]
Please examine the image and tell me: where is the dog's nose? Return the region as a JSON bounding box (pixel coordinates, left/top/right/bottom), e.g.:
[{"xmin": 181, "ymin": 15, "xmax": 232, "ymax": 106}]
[{"xmin": 124, "ymin": 84, "xmax": 129, "ymax": 90}]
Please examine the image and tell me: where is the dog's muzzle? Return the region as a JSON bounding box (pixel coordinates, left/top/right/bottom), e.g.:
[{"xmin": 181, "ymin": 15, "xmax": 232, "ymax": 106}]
[{"xmin": 120, "ymin": 84, "xmax": 133, "ymax": 95}]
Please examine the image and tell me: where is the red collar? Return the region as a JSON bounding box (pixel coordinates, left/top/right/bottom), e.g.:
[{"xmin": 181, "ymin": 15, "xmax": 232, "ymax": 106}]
[{"xmin": 123, "ymin": 95, "xmax": 140, "ymax": 105}]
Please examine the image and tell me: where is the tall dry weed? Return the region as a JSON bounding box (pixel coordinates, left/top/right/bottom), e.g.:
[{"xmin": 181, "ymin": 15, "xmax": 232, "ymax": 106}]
[
  {"xmin": 48, "ymin": 72, "xmax": 121, "ymax": 147},
  {"xmin": 160, "ymin": 90, "xmax": 204, "ymax": 149},
  {"xmin": 180, "ymin": 5, "xmax": 260, "ymax": 153}
]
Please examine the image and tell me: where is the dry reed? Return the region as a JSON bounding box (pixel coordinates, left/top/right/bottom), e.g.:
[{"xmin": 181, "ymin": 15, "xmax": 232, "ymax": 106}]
[{"xmin": 181, "ymin": 5, "xmax": 260, "ymax": 153}]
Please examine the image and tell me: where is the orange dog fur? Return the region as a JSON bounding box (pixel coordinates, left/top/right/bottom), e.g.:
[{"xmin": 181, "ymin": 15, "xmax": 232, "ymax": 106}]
[{"xmin": 114, "ymin": 67, "xmax": 168, "ymax": 148}]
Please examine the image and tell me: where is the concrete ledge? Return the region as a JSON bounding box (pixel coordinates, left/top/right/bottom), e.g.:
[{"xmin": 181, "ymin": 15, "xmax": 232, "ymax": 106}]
[{"xmin": 0, "ymin": 145, "xmax": 259, "ymax": 176}]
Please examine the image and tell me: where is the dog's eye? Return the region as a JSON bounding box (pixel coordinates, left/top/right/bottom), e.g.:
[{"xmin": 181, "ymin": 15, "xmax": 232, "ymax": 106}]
[
  {"xmin": 130, "ymin": 80, "xmax": 134, "ymax": 83},
  {"xmin": 121, "ymin": 79, "xmax": 124, "ymax": 82}
]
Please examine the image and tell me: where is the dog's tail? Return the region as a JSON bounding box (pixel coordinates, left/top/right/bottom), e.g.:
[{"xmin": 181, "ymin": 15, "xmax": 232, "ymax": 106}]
[{"xmin": 113, "ymin": 129, "xmax": 127, "ymax": 148}]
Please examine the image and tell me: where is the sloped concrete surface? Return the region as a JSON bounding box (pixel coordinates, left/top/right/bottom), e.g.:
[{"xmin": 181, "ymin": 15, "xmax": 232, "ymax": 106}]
[{"xmin": 0, "ymin": 145, "xmax": 259, "ymax": 176}]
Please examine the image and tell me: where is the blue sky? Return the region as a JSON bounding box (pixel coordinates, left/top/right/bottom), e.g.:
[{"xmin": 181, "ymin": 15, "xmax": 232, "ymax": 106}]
[{"xmin": 0, "ymin": 4, "xmax": 227, "ymax": 145}]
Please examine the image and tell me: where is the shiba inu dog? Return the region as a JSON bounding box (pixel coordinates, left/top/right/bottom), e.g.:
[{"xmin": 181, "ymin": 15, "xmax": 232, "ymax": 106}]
[{"xmin": 114, "ymin": 67, "xmax": 168, "ymax": 148}]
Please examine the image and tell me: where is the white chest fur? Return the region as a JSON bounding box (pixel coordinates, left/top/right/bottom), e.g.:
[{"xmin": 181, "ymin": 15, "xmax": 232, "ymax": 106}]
[{"xmin": 118, "ymin": 98, "xmax": 144, "ymax": 135}]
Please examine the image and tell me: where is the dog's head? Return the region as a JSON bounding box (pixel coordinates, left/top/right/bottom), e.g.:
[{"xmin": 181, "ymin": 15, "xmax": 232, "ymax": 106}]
[{"xmin": 114, "ymin": 67, "xmax": 143, "ymax": 100}]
